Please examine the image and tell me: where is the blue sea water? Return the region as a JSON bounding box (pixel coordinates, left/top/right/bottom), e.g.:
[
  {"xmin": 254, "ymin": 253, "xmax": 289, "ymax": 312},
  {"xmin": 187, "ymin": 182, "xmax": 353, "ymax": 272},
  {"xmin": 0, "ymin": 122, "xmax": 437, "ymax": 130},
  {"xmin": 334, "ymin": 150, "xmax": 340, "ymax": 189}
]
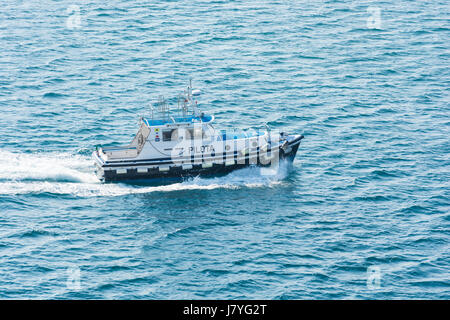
[{"xmin": 0, "ymin": 0, "xmax": 449, "ymax": 299}]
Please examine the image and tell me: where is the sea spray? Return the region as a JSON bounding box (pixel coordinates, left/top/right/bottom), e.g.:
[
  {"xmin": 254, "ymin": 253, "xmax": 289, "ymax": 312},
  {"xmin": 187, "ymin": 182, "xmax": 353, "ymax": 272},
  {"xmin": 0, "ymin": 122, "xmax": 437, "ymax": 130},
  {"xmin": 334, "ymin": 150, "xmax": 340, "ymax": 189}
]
[{"xmin": 0, "ymin": 150, "xmax": 292, "ymax": 197}]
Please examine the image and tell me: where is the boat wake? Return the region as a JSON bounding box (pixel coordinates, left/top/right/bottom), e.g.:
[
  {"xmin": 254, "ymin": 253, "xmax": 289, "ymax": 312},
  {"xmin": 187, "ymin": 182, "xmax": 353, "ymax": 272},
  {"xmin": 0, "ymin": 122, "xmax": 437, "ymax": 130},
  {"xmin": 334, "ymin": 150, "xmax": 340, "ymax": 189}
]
[{"xmin": 0, "ymin": 150, "xmax": 292, "ymax": 198}]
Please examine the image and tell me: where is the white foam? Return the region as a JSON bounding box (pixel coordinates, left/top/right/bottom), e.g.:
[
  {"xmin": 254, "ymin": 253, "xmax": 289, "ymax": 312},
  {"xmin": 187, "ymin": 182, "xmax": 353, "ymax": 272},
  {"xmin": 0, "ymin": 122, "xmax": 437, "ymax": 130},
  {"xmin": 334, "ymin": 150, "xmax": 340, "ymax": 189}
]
[
  {"xmin": 0, "ymin": 150, "xmax": 98, "ymax": 183},
  {"xmin": 0, "ymin": 150, "xmax": 291, "ymax": 197}
]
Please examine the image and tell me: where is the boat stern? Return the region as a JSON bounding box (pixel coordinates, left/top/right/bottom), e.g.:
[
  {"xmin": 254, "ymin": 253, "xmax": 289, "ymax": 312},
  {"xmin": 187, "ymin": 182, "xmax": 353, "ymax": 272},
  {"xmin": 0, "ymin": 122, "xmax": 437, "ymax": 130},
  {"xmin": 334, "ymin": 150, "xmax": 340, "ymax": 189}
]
[{"xmin": 92, "ymin": 148, "xmax": 106, "ymax": 181}]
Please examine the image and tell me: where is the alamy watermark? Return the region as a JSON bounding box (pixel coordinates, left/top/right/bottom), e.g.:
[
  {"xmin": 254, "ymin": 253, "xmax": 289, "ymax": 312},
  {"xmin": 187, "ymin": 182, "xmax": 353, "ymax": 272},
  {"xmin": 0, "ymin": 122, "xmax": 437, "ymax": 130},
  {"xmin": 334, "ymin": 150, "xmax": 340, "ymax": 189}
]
[
  {"xmin": 66, "ymin": 264, "xmax": 81, "ymax": 291},
  {"xmin": 66, "ymin": 5, "xmax": 82, "ymax": 29},
  {"xmin": 160, "ymin": 124, "xmax": 284, "ymax": 177},
  {"xmin": 367, "ymin": 266, "xmax": 381, "ymax": 289},
  {"xmin": 367, "ymin": 7, "xmax": 382, "ymax": 29}
]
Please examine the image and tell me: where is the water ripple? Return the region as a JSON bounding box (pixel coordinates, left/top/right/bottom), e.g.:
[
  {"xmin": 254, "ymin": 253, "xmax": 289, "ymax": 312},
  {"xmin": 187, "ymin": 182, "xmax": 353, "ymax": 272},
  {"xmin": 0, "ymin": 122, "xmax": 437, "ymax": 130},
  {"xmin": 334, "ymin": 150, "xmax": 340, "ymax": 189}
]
[{"xmin": 0, "ymin": 0, "xmax": 448, "ymax": 299}]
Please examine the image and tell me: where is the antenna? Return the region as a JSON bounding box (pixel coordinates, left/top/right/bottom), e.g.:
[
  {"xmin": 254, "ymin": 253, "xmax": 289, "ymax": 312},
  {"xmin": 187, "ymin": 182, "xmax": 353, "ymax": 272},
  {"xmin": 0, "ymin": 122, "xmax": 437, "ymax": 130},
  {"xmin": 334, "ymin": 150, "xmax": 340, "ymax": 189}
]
[{"xmin": 158, "ymin": 95, "xmax": 169, "ymax": 120}]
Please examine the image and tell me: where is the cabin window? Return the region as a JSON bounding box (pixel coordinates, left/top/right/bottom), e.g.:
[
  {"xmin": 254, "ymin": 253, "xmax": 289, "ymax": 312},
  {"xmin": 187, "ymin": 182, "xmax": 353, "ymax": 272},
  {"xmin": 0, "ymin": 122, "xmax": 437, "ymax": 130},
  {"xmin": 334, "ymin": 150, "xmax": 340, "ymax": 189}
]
[
  {"xmin": 185, "ymin": 128, "xmax": 205, "ymax": 140},
  {"xmin": 163, "ymin": 129, "xmax": 178, "ymax": 141}
]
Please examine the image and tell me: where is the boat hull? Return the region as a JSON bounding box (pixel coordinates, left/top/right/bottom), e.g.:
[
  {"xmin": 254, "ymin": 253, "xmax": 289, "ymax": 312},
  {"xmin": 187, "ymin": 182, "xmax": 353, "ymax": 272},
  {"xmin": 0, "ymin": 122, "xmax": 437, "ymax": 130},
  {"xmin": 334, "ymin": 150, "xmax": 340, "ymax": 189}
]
[{"xmin": 94, "ymin": 135, "xmax": 303, "ymax": 183}]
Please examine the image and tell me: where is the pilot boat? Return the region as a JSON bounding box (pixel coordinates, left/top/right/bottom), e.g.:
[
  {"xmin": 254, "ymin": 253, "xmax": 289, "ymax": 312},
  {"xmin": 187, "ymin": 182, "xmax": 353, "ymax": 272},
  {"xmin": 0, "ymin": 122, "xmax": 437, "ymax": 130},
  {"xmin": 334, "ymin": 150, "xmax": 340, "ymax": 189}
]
[{"xmin": 93, "ymin": 82, "xmax": 304, "ymax": 182}]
